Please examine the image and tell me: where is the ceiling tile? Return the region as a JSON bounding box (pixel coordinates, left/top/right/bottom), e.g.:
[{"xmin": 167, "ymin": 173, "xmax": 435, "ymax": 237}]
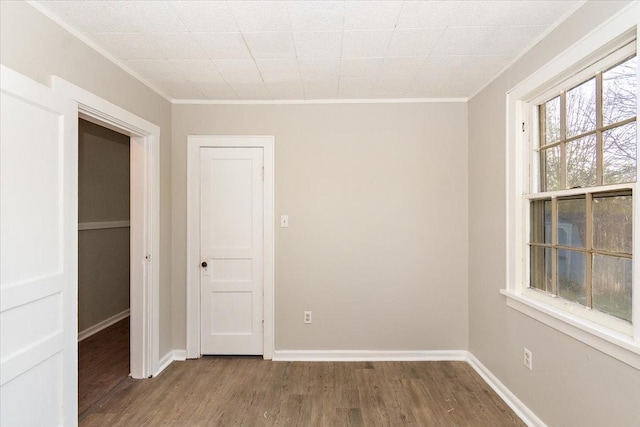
[
  {"xmin": 415, "ymin": 55, "xmax": 512, "ymax": 94},
  {"xmin": 396, "ymin": 1, "xmax": 462, "ymax": 29},
  {"xmin": 125, "ymin": 59, "xmax": 184, "ymax": 82},
  {"xmin": 373, "ymin": 78, "xmax": 412, "ymax": 96},
  {"xmin": 193, "ymin": 33, "xmax": 252, "ymax": 60},
  {"xmin": 195, "ymin": 82, "xmax": 238, "ymax": 99},
  {"xmin": 386, "ymin": 28, "xmax": 445, "ymax": 57},
  {"xmin": 256, "ymin": 60, "xmax": 300, "ymax": 83},
  {"xmin": 38, "ymin": 1, "xmax": 135, "ymax": 33},
  {"xmin": 119, "ymin": 1, "xmax": 187, "ymax": 33},
  {"xmin": 298, "ymin": 59, "xmax": 341, "ymax": 81},
  {"xmin": 378, "ymin": 57, "xmax": 426, "ymax": 79},
  {"xmin": 342, "ymin": 30, "xmax": 393, "ymax": 58},
  {"xmin": 477, "ymin": 26, "xmax": 547, "ymax": 56},
  {"xmin": 303, "ymin": 79, "xmax": 339, "ymax": 99},
  {"xmin": 451, "ymin": 1, "xmax": 580, "ymax": 27},
  {"xmin": 168, "ymin": 1, "xmax": 238, "ymax": 32},
  {"xmin": 287, "ymin": 1, "xmax": 344, "ymax": 32},
  {"xmin": 244, "ymin": 32, "xmax": 296, "ymax": 60},
  {"xmin": 448, "ymin": 1, "xmax": 520, "ymax": 27},
  {"xmin": 430, "ymin": 27, "xmax": 496, "ymax": 56},
  {"xmin": 466, "ymin": 56, "xmax": 513, "ymax": 81},
  {"xmin": 294, "ymin": 31, "xmax": 343, "ymax": 60},
  {"xmin": 508, "ymin": 1, "xmax": 581, "ymax": 26},
  {"xmin": 227, "ymin": 1, "xmax": 291, "ymax": 32},
  {"xmin": 214, "ymin": 60, "xmax": 263, "ymax": 84},
  {"xmin": 33, "ymin": 0, "xmax": 583, "ymax": 101},
  {"xmin": 90, "ymin": 33, "xmax": 165, "ymax": 60},
  {"xmin": 228, "ymin": 83, "xmax": 273, "ymax": 100},
  {"xmin": 171, "ymin": 60, "xmax": 225, "ymax": 83},
  {"xmin": 343, "ymin": 1, "xmax": 403, "ymax": 30},
  {"xmin": 338, "ymin": 77, "xmax": 375, "ymax": 98},
  {"xmin": 145, "ymin": 33, "xmax": 208, "ymax": 60},
  {"xmin": 407, "ymin": 77, "xmax": 470, "ymax": 98},
  {"xmin": 160, "ymin": 81, "xmax": 205, "ymax": 99},
  {"xmin": 340, "ymin": 58, "xmax": 384, "ymax": 79},
  {"xmin": 422, "ymin": 77, "xmax": 483, "ymax": 97},
  {"xmin": 267, "ymin": 81, "xmax": 305, "ymax": 99}
]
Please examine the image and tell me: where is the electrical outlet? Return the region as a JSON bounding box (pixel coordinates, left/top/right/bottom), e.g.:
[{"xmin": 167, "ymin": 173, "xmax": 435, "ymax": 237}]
[
  {"xmin": 524, "ymin": 348, "xmax": 533, "ymax": 370},
  {"xmin": 304, "ymin": 311, "xmax": 312, "ymax": 324}
]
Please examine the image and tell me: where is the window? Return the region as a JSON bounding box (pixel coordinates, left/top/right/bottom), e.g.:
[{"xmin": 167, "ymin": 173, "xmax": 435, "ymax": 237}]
[
  {"xmin": 527, "ymin": 47, "xmax": 637, "ymax": 333},
  {"xmin": 504, "ymin": 3, "xmax": 640, "ymax": 368}
]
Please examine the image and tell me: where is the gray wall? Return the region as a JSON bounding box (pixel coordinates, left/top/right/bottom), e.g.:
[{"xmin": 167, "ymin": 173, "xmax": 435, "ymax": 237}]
[
  {"xmin": 468, "ymin": 1, "xmax": 640, "ymax": 426},
  {"xmin": 78, "ymin": 119, "xmax": 130, "ymax": 333},
  {"xmin": 0, "ymin": 1, "xmax": 173, "ymax": 356},
  {"xmin": 172, "ymin": 102, "xmax": 469, "ymax": 351}
]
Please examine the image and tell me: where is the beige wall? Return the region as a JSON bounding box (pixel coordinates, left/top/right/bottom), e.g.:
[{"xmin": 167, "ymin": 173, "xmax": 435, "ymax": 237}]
[
  {"xmin": 4, "ymin": 1, "xmax": 638, "ymax": 424},
  {"xmin": 172, "ymin": 103, "xmax": 469, "ymax": 351},
  {"xmin": 78, "ymin": 119, "xmax": 130, "ymax": 332},
  {"xmin": 468, "ymin": 1, "xmax": 640, "ymax": 426},
  {"xmin": 0, "ymin": 1, "xmax": 173, "ymax": 355}
]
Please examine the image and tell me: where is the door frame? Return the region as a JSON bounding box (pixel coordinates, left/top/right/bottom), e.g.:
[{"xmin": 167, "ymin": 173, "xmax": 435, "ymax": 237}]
[
  {"xmin": 52, "ymin": 77, "xmax": 161, "ymax": 378},
  {"xmin": 186, "ymin": 135, "xmax": 275, "ymax": 360}
]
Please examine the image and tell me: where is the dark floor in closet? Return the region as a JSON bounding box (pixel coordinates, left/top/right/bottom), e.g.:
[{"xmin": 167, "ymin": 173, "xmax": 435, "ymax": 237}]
[{"xmin": 78, "ymin": 317, "xmax": 129, "ymax": 419}]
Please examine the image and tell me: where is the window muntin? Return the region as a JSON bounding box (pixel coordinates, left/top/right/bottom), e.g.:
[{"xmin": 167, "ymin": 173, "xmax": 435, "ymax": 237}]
[{"xmin": 528, "ymin": 48, "xmax": 637, "ymax": 326}]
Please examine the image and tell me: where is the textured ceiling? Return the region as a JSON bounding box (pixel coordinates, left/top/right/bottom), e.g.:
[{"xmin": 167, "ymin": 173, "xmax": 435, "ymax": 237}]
[{"xmin": 35, "ymin": 0, "xmax": 582, "ymax": 101}]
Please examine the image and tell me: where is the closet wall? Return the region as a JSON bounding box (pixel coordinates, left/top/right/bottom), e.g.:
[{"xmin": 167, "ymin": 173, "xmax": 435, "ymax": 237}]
[{"xmin": 78, "ymin": 119, "xmax": 130, "ymax": 334}]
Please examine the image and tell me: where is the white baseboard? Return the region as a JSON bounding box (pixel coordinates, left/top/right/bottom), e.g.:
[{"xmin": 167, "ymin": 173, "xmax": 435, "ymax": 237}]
[
  {"xmin": 273, "ymin": 350, "xmax": 468, "ymax": 362},
  {"xmin": 78, "ymin": 309, "xmax": 130, "ymax": 342},
  {"xmin": 466, "ymin": 353, "xmax": 546, "ymax": 427},
  {"xmin": 154, "ymin": 349, "xmax": 188, "ymax": 377}
]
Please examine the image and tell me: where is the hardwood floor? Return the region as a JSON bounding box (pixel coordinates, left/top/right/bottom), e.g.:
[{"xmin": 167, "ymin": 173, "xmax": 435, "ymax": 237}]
[
  {"xmin": 80, "ymin": 356, "xmax": 525, "ymax": 426},
  {"xmin": 78, "ymin": 317, "xmax": 130, "ymax": 418}
]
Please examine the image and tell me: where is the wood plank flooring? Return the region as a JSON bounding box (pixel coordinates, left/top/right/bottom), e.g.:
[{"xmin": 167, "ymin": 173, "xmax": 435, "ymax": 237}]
[
  {"xmin": 80, "ymin": 356, "xmax": 525, "ymax": 426},
  {"xmin": 78, "ymin": 317, "xmax": 130, "ymax": 417}
]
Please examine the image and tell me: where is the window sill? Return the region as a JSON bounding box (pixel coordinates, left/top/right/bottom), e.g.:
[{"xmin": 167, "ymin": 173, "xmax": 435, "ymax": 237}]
[{"xmin": 500, "ymin": 289, "xmax": 640, "ymax": 370}]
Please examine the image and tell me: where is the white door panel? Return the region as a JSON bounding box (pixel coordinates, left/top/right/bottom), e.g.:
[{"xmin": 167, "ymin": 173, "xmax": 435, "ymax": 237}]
[
  {"xmin": 200, "ymin": 147, "xmax": 264, "ymax": 355},
  {"xmin": 0, "ymin": 66, "xmax": 78, "ymax": 425}
]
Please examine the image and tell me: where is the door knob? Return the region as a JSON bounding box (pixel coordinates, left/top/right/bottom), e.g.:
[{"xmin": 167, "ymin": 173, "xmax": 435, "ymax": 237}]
[{"xmin": 201, "ymin": 261, "xmax": 208, "ymax": 268}]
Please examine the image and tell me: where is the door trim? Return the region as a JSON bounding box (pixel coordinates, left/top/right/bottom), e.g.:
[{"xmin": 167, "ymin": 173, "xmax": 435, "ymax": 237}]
[
  {"xmin": 186, "ymin": 136, "xmax": 275, "ymax": 360},
  {"xmin": 52, "ymin": 77, "xmax": 161, "ymax": 379}
]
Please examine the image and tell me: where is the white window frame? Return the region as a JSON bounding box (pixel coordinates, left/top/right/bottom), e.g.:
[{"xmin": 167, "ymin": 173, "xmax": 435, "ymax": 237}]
[{"xmin": 503, "ymin": 2, "xmax": 640, "ymax": 370}]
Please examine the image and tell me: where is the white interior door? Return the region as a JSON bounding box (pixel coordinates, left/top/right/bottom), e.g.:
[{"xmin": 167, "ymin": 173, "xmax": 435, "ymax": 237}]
[
  {"xmin": 0, "ymin": 66, "xmax": 78, "ymax": 425},
  {"xmin": 200, "ymin": 147, "xmax": 264, "ymax": 355}
]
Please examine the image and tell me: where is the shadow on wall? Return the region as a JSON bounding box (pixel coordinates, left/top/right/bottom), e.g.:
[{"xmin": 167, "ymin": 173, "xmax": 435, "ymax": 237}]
[{"xmin": 78, "ymin": 119, "xmax": 131, "ymax": 335}]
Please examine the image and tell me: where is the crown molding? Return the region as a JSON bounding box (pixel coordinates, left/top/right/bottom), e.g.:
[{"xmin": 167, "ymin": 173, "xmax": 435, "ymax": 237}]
[{"xmin": 172, "ymin": 97, "xmax": 468, "ymax": 105}]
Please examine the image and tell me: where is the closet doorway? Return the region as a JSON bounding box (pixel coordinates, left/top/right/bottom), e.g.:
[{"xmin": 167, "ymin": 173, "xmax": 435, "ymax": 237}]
[{"xmin": 77, "ymin": 119, "xmax": 131, "ymax": 415}]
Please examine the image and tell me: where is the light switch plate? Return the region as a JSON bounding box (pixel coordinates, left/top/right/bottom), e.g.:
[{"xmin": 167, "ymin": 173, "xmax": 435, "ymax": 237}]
[{"xmin": 280, "ymin": 215, "xmax": 289, "ymax": 227}]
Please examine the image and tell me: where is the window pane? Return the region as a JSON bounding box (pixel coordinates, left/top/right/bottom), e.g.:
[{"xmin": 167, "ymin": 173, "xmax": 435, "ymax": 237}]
[
  {"xmin": 530, "ymin": 246, "xmax": 552, "ymax": 292},
  {"xmin": 543, "ymin": 146, "xmax": 561, "ymax": 191},
  {"xmin": 566, "ymin": 134, "xmax": 596, "ymax": 188},
  {"xmin": 557, "ymin": 249, "xmax": 586, "ymax": 305},
  {"xmin": 593, "ymin": 194, "xmax": 632, "ymax": 254},
  {"xmin": 567, "ymin": 78, "xmax": 596, "ymax": 138},
  {"xmin": 544, "ymin": 96, "xmax": 561, "ymax": 144},
  {"xmin": 603, "ymin": 56, "xmax": 637, "ymax": 126},
  {"xmin": 603, "ymin": 122, "xmax": 637, "ymax": 185},
  {"xmin": 593, "ymin": 254, "xmax": 632, "ymax": 322},
  {"xmin": 557, "ymin": 198, "xmax": 586, "ymax": 248},
  {"xmin": 530, "ymin": 200, "xmax": 552, "ymax": 243}
]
